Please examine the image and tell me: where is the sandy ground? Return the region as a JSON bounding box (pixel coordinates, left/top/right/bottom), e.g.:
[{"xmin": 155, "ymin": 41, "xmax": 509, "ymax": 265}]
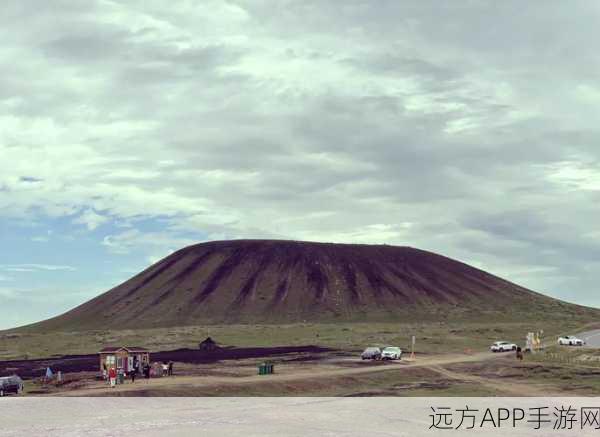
[
  {"xmin": 4, "ymin": 397, "xmax": 598, "ymax": 437},
  {"xmin": 426, "ymin": 365, "xmax": 563, "ymax": 396}
]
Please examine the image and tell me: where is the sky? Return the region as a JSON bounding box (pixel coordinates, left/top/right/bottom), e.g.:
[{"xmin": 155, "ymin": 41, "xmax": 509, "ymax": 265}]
[{"xmin": 1, "ymin": 1, "xmax": 600, "ymax": 329}]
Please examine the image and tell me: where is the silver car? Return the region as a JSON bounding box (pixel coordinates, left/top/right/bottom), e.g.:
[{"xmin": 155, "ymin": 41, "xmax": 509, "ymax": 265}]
[
  {"xmin": 0, "ymin": 375, "xmax": 24, "ymax": 397},
  {"xmin": 361, "ymin": 347, "xmax": 382, "ymax": 360}
]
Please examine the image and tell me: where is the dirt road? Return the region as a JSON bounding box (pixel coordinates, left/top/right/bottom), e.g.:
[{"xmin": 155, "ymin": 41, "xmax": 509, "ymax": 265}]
[
  {"xmin": 55, "ymin": 351, "xmax": 500, "ymax": 396},
  {"xmin": 427, "ymin": 365, "xmax": 562, "ymax": 396},
  {"xmin": 577, "ymin": 329, "xmax": 600, "ymax": 348}
]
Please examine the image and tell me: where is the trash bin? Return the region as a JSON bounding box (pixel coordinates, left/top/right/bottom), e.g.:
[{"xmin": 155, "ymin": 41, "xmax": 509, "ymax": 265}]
[{"xmin": 258, "ymin": 363, "xmax": 275, "ymax": 375}]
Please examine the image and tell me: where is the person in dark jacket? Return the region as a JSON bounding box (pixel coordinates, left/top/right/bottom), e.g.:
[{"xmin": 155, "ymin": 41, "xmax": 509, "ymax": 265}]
[
  {"xmin": 143, "ymin": 363, "xmax": 151, "ymax": 380},
  {"xmin": 516, "ymin": 346, "xmax": 524, "ymax": 361},
  {"xmin": 130, "ymin": 366, "xmax": 137, "ymax": 383},
  {"xmin": 168, "ymin": 361, "xmax": 173, "ymax": 376}
]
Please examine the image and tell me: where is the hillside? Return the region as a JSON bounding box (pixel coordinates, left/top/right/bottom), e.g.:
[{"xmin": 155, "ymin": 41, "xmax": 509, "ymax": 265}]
[{"xmin": 17, "ymin": 240, "xmax": 598, "ymax": 331}]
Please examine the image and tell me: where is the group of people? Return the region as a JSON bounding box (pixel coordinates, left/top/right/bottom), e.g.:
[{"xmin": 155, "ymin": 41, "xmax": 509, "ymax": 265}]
[
  {"xmin": 128, "ymin": 362, "xmax": 154, "ymax": 383},
  {"xmin": 161, "ymin": 361, "xmax": 174, "ymax": 377},
  {"xmin": 102, "ymin": 360, "xmax": 174, "ymax": 387}
]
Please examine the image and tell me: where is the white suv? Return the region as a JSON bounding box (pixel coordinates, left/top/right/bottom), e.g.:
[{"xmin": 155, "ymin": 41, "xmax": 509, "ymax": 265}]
[
  {"xmin": 490, "ymin": 341, "xmax": 517, "ymax": 352},
  {"xmin": 381, "ymin": 347, "xmax": 402, "ymax": 360}
]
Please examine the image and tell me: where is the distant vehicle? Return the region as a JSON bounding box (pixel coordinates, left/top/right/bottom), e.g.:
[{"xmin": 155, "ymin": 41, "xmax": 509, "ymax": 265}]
[
  {"xmin": 0, "ymin": 375, "xmax": 24, "ymax": 397},
  {"xmin": 558, "ymin": 336, "xmax": 584, "ymax": 346},
  {"xmin": 490, "ymin": 341, "xmax": 517, "ymax": 352},
  {"xmin": 381, "ymin": 347, "xmax": 402, "ymax": 360},
  {"xmin": 361, "ymin": 347, "xmax": 382, "ymax": 360}
]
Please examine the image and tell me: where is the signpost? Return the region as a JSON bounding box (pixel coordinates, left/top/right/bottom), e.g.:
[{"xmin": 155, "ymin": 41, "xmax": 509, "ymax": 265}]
[{"xmin": 526, "ymin": 332, "xmax": 537, "ymax": 353}]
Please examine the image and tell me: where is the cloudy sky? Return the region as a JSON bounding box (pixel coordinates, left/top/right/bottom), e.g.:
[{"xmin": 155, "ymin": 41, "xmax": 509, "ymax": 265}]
[{"xmin": 1, "ymin": 1, "xmax": 599, "ymax": 329}]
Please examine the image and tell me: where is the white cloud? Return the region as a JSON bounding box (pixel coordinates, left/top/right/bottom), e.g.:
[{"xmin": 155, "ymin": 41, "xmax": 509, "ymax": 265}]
[
  {"xmin": 72, "ymin": 208, "xmax": 109, "ymax": 230},
  {"xmin": 544, "ymin": 161, "xmax": 600, "ymax": 191},
  {"xmin": 146, "ymin": 250, "xmax": 174, "ymax": 266},
  {"xmin": 0, "ymin": 264, "xmax": 76, "ymax": 272},
  {"xmin": 0, "ymin": 287, "xmax": 16, "ymax": 298},
  {"xmin": 31, "ymin": 231, "xmax": 52, "ymax": 243},
  {"xmin": 296, "ymin": 223, "xmax": 414, "ymax": 245},
  {"xmin": 102, "ymin": 228, "xmax": 197, "ymax": 256},
  {"xmin": 1, "ymin": 0, "xmax": 600, "ymax": 308}
]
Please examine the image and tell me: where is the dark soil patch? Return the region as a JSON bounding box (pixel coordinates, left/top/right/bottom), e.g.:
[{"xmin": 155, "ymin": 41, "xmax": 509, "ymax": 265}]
[
  {"xmin": 348, "ymin": 380, "xmax": 453, "ymax": 396},
  {"xmin": 0, "ymin": 345, "xmax": 333, "ymax": 379}
]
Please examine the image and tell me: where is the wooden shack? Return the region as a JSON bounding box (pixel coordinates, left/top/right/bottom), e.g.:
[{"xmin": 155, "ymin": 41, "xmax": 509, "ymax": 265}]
[
  {"xmin": 199, "ymin": 337, "xmax": 219, "ymax": 352},
  {"xmin": 99, "ymin": 346, "xmax": 150, "ymax": 373}
]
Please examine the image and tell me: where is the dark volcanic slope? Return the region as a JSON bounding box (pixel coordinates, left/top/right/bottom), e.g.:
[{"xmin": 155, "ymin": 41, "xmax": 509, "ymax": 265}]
[{"xmin": 23, "ymin": 240, "xmax": 593, "ymax": 330}]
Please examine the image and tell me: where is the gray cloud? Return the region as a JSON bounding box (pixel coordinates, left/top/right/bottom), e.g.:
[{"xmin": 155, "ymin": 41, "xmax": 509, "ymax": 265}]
[{"xmin": 1, "ymin": 0, "xmax": 599, "ymax": 309}]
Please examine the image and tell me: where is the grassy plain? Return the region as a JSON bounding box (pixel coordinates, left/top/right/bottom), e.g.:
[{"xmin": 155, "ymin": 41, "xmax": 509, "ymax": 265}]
[{"xmin": 1, "ymin": 318, "xmax": 596, "ymax": 361}]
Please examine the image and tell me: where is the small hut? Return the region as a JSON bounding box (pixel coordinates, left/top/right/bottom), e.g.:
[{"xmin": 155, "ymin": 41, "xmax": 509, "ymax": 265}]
[
  {"xmin": 99, "ymin": 346, "xmax": 150, "ymax": 373},
  {"xmin": 198, "ymin": 337, "xmax": 219, "ymax": 352}
]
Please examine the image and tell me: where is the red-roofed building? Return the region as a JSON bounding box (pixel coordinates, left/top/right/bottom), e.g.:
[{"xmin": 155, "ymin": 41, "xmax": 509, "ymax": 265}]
[{"xmin": 99, "ymin": 346, "xmax": 150, "ymax": 373}]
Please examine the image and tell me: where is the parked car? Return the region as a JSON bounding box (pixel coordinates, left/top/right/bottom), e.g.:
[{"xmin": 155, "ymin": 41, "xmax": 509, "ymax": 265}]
[
  {"xmin": 558, "ymin": 336, "xmax": 584, "ymax": 346},
  {"xmin": 490, "ymin": 341, "xmax": 517, "ymax": 352},
  {"xmin": 0, "ymin": 375, "xmax": 24, "ymax": 397},
  {"xmin": 381, "ymin": 347, "xmax": 402, "ymax": 360},
  {"xmin": 361, "ymin": 347, "xmax": 382, "ymax": 360}
]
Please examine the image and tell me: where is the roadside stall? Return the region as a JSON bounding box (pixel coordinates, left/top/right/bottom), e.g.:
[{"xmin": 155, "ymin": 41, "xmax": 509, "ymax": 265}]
[{"xmin": 99, "ymin": 346, "xmax": 150, "ymax": 379}]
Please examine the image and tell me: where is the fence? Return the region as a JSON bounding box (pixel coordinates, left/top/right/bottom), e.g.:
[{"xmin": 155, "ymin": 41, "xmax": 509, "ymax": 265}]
[{"xmin": 524, "ymin": 350, "xmax": 600, "ymax": 367}]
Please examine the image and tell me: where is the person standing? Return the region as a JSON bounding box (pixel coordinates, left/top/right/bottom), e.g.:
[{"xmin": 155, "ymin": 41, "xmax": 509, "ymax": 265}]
[
  {"xmin": 143, "ymin": 363, "xmax": 150, "ymax": 380},
  {"xmin": 108, "ymin": 367, "xmax": 117, "ymax": 388},
  {"xmin": 516, "ymin": 346, "xmax": 524, "ymax": 361},
  {"xmin": 162, "ymin": 361, "xmax": 168, "ymax": 377},
  {"xmin": 130, "ymin": 367, "xmax": 137, "ymax": 383},
  {"xmin": 168, "ymin": 361, "xmax": 173, "ymax": 376}
]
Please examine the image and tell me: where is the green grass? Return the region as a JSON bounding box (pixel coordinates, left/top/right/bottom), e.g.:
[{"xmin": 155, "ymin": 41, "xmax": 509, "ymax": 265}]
[
  {"xmin": 443, "ymin": 347, "xmax": 600, "ymax": 396},
  {"xmin": 524, "ymin": 345, "xmax": 600, "ymax": 368},
  {"xmin": 519, "ymin": 358, "xmax": 600, "ymax": 394},
  {"xmin": 0, "ymin": 318, "xmax": 594, "ymax": 361}
]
